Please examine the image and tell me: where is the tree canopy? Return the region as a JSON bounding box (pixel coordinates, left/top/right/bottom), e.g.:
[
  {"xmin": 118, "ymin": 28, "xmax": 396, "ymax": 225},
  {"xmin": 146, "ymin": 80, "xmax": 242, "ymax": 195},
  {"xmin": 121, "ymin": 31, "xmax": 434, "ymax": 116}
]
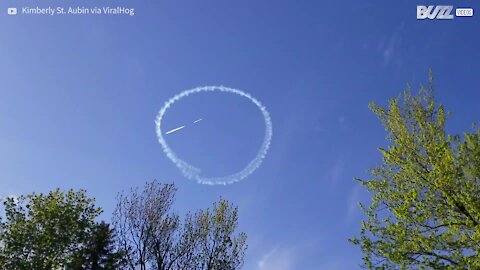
[
  {"xmin": 66, "ymin": 221, "xmax": 126, "ymax": 270},
  {"xmin": 0, "ymin": 181, "xmax": 247, "ymax": 270},
  {"xmin": 0, "ymin": 189, "xmax": 102, "ymax": 269},
  {"xmin": 351, "ymin": 75, "xmax": 480, "ymax": 269},
  {"xmin": 112, "ymin": 180, "xmax": 247, "ymax": 270}
]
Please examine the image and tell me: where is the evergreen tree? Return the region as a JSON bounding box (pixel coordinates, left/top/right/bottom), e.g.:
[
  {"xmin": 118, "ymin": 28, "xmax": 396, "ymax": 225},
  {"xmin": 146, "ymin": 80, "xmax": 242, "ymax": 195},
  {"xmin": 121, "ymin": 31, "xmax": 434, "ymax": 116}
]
[{"xmin": 67, "ymin": 221, "xmax": 125, "ymax": 270}]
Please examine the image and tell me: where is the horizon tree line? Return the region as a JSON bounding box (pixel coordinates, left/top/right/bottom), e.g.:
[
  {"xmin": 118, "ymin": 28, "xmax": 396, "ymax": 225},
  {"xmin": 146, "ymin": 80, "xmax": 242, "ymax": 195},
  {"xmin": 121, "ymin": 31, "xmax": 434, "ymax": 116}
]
[{"xmin": 0, "ymin": 180, "xmax": 247, "ymax": 270}]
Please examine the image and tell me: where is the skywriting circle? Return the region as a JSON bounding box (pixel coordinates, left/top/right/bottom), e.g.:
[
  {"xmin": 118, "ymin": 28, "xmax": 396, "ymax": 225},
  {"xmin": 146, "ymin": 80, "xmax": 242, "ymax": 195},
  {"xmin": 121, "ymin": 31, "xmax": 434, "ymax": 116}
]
[{"xmin": 155, "ymin": 86, "xmax": 273, "ymax": 185}]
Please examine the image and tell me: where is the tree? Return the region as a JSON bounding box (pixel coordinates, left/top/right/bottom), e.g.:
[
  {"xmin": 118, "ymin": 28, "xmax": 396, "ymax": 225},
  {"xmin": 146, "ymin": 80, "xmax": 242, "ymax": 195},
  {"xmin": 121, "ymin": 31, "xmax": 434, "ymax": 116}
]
[
  {"xmin": 112, "ymin": 180, "xmax": 247, "ymax": 270},
  {"xmin": 0, "ymin": 189, "xmax": 102, "ymax": 270},
  {"xmin": 194, "ymin": 199, "xmax": 247, "ymax": 270},
  {"xmin": 350, "ymin": 74, "xmax": 480, "ymax": 269},
  {"xmin": 112, "ymin": 181, "xmax": 182, "ymax": 270},
  {"xmin": 67, "ymin": 221, "xmax": 126, "ymax": 270}
]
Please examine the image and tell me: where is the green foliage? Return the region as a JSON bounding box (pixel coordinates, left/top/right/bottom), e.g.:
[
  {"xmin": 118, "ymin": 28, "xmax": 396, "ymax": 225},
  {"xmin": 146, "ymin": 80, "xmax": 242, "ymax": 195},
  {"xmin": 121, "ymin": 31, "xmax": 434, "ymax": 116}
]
[
  {"xmin": 195, "ymin": 199, "xmax": 247, "ymax": 270},
  {"xmin": 0, "ymin": 189, "xmax": 102, "ymax": 270},
  {"xmin": 351, "ymin": 74, "xmax": 480, "ymax": 269},
  {"xmin": 66, "ymin": 221, "xmax": 126, "ymax": 270},
  {"xmin": 0, "ymin": 182, "xmax": 247, "ymax": 270}
]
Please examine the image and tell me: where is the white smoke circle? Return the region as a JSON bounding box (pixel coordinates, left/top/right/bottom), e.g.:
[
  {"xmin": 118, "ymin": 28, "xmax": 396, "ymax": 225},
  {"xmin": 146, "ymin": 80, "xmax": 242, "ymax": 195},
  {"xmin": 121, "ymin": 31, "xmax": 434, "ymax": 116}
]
[{"xmin": 155, "ymin": 86, "xmax": 273, "ymax": 185}]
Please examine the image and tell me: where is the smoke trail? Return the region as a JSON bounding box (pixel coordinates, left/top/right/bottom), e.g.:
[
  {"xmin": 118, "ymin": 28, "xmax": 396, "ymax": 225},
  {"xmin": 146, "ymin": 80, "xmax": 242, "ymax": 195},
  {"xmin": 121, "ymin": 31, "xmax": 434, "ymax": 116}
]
[
  {"xmin": 155, "ymin": 86, "xmax": 273, "ymax": 185},
  {"xmin": 165, "ymin": 125, "xmax": 186, "ymax": 135}
]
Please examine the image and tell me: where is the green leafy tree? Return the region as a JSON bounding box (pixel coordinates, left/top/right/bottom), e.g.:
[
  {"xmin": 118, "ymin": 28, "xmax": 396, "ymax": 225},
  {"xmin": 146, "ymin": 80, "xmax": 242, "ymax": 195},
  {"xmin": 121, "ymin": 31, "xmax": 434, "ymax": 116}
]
[
  {"xmin": 194, "ymin": 199, "xmax": 247, "ymax": 270},
  {"xmin": 351, "ymin": 74, "xmax": 480, "ymax": 269},
  {"xmin": 0, "ymin": 189, "xmax": 102, "ymax": 270},
  {"xmin": 67, "ymin": 221, "xmax": 126, "ymax": 270}
]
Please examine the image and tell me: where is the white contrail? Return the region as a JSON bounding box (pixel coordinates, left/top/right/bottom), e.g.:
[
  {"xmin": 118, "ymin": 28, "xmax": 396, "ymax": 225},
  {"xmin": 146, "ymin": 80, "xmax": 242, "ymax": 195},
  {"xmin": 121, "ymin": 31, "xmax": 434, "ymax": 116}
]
[
  {"xmin": 155, "ymin": 86, "xmax": 273, "ymax": 185},
  {"xmin": 165, "ymin": 125, "xmax": 186, "ymax": 135},
  {"xmin": 193, "ymin": 118, "xmax": 203, "ymax": 124}
]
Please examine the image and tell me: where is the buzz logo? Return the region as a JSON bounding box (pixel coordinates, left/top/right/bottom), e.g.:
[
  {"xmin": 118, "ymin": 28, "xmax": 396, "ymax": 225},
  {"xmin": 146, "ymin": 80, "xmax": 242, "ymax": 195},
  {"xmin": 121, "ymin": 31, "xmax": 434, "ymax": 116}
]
[{"xmin": 417, "ymin": 6, "xmax": 454, "ymax": 19}]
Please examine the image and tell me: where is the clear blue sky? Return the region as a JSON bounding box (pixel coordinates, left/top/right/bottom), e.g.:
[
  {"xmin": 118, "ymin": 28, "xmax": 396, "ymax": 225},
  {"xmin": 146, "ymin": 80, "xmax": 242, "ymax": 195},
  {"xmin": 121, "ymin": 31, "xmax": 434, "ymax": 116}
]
[{"xmin": 1, "ymin": 1, "xmax": 479, "ymax": 269}]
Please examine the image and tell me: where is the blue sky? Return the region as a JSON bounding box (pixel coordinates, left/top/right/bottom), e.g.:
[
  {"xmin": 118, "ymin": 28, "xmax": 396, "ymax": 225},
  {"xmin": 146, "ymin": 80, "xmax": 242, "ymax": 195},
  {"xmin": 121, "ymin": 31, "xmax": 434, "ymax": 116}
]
[{"xmin": 1, "ymin": 0, "xmax": 479, "ymax": 269}]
